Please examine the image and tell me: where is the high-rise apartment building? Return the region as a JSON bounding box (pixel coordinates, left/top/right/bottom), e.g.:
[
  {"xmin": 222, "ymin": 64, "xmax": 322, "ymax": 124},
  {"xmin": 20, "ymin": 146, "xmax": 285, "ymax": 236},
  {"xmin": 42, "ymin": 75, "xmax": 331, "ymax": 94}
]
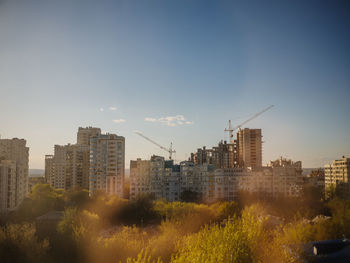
[
  {"xmin": 50, "ymin": 144, "xmax": 90, "ymax": 190},
  {"xmin": 77, "ymin": 127, "xmax": 101, "ymax": 146},
  {"xmin": 89, "ymin": 133, "xmax": 125, "ymax": 197},
  {"xmin": 237, "ymin": 128, "xmax": 262, "ymax": 168},
  {"xmin": 325, "ymin": 155, "xmax": 350, "ymax": 199},
  {"xmin": 0, "ymin": 138, "xmax": 29, "ymax": 212}
]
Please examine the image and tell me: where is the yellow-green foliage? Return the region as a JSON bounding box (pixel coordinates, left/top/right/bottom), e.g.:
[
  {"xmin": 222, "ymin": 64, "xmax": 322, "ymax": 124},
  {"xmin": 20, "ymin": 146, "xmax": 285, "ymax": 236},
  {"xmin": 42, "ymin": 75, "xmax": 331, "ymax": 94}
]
[
  {"xmin": 171, "ymin": 205, "xmax": 267, "ymax": 263},
  {"xmin": 0, "ymin": 223, "xmax": 49, "ymax": 262},
  {"xmin": 89, "ymin": 226, "xmax": 149, "ymax": 263}
]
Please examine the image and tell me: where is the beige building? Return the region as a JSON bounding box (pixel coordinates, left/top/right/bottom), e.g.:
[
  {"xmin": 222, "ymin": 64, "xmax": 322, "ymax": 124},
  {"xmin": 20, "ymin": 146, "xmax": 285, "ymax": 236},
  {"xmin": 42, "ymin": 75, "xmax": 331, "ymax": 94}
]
[
  {"xmin": 191, "ymin": 128, "xmax": 262, "ymax": 169},
  {"xmin": 237, "ymin": 157, "xmax": 302, "ymax": 198},
  {"xmin": 89, "ymin": 133, "xmax": 125, "ymax": 197},
  {"xmin": 130, "ymin": 156, "xmax": 216, "ymax": 202},
  {"xmin": 0, "ymin": 160, "xmax": 17, "ymax": 212},
  {"xmin": 191, "ymin": 140, "xmax": 239, "ymax": 169},
  {"xmin": 237, "ymin": 128, "xmax": 262, "ymax": 168},
  {"xmin": 45, "ymin": 155, "xmax": 54, "ymax": 185},
  {"xmin": 325, "ymin": 155, "xmax": 350, "ymax": 199},
  {"xmin": 46, "ymin": 127, "xmax": 102, "ymax": 191},
  {"xmin": 50, "ymin": 144, "xmax": 90, "ymax": 190},
  {"xmin": 77, "ymin": 127, "xmax": 101, "ymax": 146},
  {"xmin": 214, "ymin": 168, "xmax": 244, "ymax": 201},
  {"xmin": 0, "ymin": 138, "xmax": 29, "ymax": 212}
]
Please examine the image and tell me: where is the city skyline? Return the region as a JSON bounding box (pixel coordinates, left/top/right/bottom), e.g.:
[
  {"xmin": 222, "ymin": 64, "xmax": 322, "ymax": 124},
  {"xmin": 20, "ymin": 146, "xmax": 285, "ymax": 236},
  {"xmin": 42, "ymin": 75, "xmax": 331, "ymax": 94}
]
[{"xmin": 1, "ymin": 0, "xmax": 350, "ymax": 169}]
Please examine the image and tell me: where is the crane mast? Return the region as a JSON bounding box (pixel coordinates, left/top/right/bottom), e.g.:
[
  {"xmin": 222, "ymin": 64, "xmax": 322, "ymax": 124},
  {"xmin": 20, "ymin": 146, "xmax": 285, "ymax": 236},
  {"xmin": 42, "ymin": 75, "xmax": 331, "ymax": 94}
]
[
  {"xmin": 135, "ymin": 131, "xmax": 176, "ymax": 160},
  {"xmin": 225, "ymin": 105, "xmax": 274, "ymax": 143}
]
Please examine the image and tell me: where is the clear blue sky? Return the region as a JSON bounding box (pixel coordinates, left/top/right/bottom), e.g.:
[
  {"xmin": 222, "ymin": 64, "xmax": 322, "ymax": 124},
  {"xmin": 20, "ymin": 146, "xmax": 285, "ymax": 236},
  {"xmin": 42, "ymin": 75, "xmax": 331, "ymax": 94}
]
[{"xmin": 1, "ymin": 0, "xmax": 349, "ymax": 169}]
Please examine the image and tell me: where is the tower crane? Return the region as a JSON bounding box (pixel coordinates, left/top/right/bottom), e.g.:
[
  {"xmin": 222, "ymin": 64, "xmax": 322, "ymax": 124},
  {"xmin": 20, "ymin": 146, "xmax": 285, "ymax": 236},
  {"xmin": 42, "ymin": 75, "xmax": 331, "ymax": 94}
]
[
  {"xmin": 135, "ymin": 131, "xmax": 176, "ymax": 160},
  {"xmin": 225, "ymin": 105, "xmax": 274, "ymax": 143}
]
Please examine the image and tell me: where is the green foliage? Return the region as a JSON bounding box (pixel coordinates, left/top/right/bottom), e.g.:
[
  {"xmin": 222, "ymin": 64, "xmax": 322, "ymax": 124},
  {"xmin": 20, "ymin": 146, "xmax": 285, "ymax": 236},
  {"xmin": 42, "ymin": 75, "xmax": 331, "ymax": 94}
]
[
  {"xmin": 172, "ymin": 205, "xmax": 267, "ymax": 263},
  {"xmin": 0, "ymin": 223, "xmax": 49, "ymax": 263},
  {"xmin": 117, "ymin": 194, "xmax": 161, "ymax": 226},
  {"xmin": 64, "ymin": 189, "xmax": 90, "ymax": 208},
  {"xmin": 180, "ymin": 190, "xmax": 201, "ymax": 203},
  {"xmin": 4, "ymin": 187, "xmax": 350, "ymax": 263},
  {"xmin": 15, "ymin": 184, "xmax": 64, "ymax": 221}
]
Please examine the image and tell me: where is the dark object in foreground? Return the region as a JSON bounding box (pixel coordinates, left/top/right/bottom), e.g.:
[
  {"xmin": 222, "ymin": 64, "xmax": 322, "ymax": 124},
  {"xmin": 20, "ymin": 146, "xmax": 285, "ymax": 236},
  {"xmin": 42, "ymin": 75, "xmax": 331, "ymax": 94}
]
[{"xmin": 305, "ymin": 239, "xmax": 350, "ymax": 263}]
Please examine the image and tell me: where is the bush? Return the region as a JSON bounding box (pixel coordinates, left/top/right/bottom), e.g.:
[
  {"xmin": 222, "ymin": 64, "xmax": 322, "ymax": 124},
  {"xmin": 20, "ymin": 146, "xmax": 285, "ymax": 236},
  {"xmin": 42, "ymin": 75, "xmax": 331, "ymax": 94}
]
[{"xmin": 0, "ymin": 223, "xmax": 49, "ymax": 263}]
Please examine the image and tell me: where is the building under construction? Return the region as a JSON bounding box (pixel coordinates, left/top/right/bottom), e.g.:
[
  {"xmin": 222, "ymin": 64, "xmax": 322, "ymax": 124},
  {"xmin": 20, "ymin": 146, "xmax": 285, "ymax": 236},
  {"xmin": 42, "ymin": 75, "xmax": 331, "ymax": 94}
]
[{"xmin": 190, "ymin": 128, "xmax": 262, "ymax": 169}]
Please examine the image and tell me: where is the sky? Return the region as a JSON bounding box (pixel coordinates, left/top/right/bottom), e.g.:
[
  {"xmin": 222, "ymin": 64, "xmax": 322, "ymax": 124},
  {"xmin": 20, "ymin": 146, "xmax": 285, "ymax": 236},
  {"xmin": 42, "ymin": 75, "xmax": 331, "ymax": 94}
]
[{"xmin": 0, "ymin": 0, "xmax": 349, "ymax": 169}]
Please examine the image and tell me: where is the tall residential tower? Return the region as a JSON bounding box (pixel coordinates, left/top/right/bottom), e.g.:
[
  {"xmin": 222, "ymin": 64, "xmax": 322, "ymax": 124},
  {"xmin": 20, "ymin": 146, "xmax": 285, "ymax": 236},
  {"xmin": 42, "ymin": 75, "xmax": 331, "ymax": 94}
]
[
  {"xmin": 0, "ymin": 138, "xmax": 29, "ymax": 212},
  {"xmin": 89, "ymin": 133, "xmax": 125, "ymax": 197}
]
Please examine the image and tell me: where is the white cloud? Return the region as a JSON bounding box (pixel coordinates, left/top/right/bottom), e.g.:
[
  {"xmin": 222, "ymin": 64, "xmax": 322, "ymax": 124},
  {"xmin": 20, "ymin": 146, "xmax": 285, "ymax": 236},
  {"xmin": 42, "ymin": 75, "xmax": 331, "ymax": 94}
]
[
  {"xmin": 109, "ymin": 106, "xmax": 117, "ymax": 111},
  {"xmin": 99, "ymin": 108, "xmax": 104, "ymax": 112},
  {"xmin": 144, "ymin": 117, "xmax": 157, "ymax": 122},
  {"xmin": 112, "ymin": 119, "xmax": 126, "ymax": 123},
  {"xmin": 144, "ymin": 115, "xmax": 193, "ymax": 127}
]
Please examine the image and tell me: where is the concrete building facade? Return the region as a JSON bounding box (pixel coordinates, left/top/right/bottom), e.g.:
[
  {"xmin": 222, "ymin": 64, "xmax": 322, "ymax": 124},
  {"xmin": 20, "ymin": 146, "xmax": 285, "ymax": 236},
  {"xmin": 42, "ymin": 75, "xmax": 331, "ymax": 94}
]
[
  {"xmin": 89, "ymin": 133, "xmax": 125, "ymax": 197},
  {"xmin": 0, "ymin": 160, "xmax": 17, "ymax": 212},
  {"xmin": 191, "ymin": 140, "xmax": 239, "ymax": 169},
  {"xmin": 130, "ymin": 155, "xmax": 302, "ymax": 203},
  {"xmin": 325, "ymin": 155, "xmax": 350, "ymax": 199},
  {"xmin": 48, "ymin": 144, "xmax": 90, "ymax": 190},
  {"xmin": 0, "ymin": 138, "xmax": 29, "ymax": 212},
  {"xmin": 237, "ymin": 128, "xmax": 262, "ymax": 168},
  {"xmin": 77, "ymin": 127, "xmax": 101, "ymax": 146}
]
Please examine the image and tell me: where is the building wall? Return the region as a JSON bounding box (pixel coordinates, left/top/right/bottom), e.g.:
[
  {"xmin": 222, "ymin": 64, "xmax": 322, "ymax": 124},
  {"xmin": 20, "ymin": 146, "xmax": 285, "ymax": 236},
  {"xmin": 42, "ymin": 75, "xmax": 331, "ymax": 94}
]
[
  {"xmin": 0, "ymin": 138, "xmax": 29, "ymax": 211},
  {"xmin": 77, "ymin": 127, "xmax": 101, "ymax": 146},
  {"xmin": 0, "ymin": 160, "xmax": 16, "ymax": 212},
  {"xmin": 191, "ymin": 140, "xmax": 239, "ymax": 169},
  {"xmin": 237, "ymin": 128, "xmax": 262, "ymax": 168},
  {"xmin": 89, "ymin": 133, "xmax": 125, "ymax": 197},
  {"xmin": 325, "ymin": 156, "xmax": 350, "ymax": 199},
  {"xmin": 45, "ymin": 155, "xmax": 54, "ymax": 185},
  {"xmin": 49, "ymin": 144, "xmax": 90, "ymax": 190}
]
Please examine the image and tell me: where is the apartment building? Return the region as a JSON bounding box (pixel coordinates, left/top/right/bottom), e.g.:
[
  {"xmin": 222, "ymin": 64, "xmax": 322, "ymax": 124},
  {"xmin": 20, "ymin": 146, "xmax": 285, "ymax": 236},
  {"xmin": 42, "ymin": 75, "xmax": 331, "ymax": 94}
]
[
  {"xmin": 77, "ymin": 127, "xmax": 101, "ymax": 146},
  {"xmin": 130, "ymin": 156, "xmax": 181, "ymax": 201},
  {"xmin": 237, "ymin": 157, "xmax": 302, "ymax": 198},
  {"xmin": 0, "ymin": 138, "xmax": 29, "ymax": 212},
  {"xmin": 237, "ymin": 128, "xmax": 262, "ymax": 168},
  {"xmin": 0, "ymin": 160, "xmax": 16, "ymax": 212},
  {"xmin": 50, "ymin": 144, "xmax": 90, "ymax": 190},
  {"xmin": 214, "ymin": 168, "xmax": 244, "ymax": 201},
  {"xmin": 191, "ymin": 140, "xmax": 239, "ymax": 168},
  {"xmin": 45, "ymin": 155, "xmax": 54, "ymax": 185},
  {"xmin": 89, "ymin": 133, "xmax": 125, "ymax": 197},
  {"xmin": 325, "ymin": 155, "xmax": 350, "ymax": 199},
  {"xmin": 130, "ymin": 156, "xmax": 217, "ymax": 202},
  {"xmin": 191, "ymin": 128, "xmax": 262, "ymax": 169}
]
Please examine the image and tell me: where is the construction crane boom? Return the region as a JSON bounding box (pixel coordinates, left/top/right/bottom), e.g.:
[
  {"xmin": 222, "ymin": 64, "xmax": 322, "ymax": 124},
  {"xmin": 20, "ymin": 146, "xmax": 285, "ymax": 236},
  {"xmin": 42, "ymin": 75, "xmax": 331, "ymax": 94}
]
[
  {"xmin": 135, "ymin": 131, "xmax": 176, "ymax": 160},
  {"xmin": 225, "ymin": 105, "xmax": 274, "ymax": 142}
]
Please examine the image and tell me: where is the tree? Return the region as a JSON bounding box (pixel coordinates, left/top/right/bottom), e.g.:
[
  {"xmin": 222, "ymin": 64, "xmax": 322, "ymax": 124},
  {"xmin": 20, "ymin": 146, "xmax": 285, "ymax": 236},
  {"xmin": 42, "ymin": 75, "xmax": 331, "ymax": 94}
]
[{"xmin": 180, "ymin": 190, "xmax": 201, "ymax": 203}]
